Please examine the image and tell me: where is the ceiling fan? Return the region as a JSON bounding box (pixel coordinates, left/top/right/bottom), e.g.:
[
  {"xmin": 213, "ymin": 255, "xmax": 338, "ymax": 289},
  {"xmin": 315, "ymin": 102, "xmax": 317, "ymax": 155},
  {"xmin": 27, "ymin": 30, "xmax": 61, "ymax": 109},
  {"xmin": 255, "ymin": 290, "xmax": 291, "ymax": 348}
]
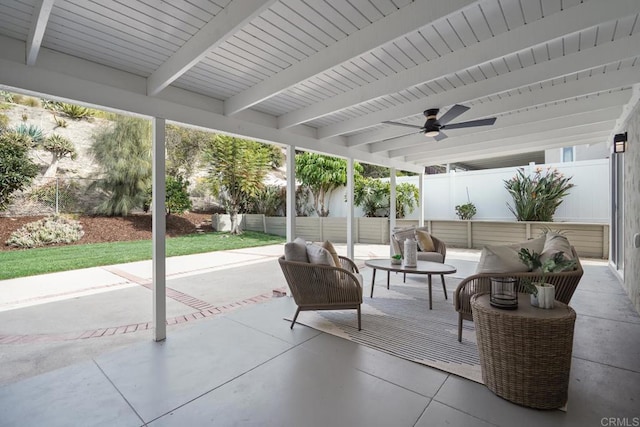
[{"xmin": 382, "ymin": 104, "xmax": 497, "ymax": 141}]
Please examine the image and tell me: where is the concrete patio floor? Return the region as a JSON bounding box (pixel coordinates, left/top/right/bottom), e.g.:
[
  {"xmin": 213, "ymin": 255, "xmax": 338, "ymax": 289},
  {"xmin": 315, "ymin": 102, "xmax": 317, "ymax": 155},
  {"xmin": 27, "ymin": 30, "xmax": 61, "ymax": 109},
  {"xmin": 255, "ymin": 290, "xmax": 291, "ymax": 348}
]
[{"xmin": 0, "ymin": 244, "xmax": 638, "ymax": 426}]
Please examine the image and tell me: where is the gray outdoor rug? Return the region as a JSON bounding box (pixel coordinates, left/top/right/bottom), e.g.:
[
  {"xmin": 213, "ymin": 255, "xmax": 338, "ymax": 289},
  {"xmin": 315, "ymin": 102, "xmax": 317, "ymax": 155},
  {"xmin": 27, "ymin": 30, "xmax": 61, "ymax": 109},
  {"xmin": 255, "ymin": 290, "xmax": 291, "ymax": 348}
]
[{"xmin": 288, "ymin": 277, "xmax": 483, "ymax": 384}]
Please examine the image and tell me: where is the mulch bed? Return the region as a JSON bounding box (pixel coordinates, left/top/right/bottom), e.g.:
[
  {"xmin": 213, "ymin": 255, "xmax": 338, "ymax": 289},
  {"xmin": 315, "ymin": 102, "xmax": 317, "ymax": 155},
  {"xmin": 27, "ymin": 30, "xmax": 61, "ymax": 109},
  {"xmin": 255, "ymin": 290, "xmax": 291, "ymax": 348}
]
[{"xmin": 0, "ymin": 212, "xmax": 212, "ymax": 251}]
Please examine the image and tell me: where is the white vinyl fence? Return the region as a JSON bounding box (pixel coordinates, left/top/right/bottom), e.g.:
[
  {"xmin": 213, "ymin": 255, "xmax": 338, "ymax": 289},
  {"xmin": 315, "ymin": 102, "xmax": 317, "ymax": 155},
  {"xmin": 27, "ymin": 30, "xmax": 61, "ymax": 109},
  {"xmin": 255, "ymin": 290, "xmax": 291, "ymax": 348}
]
[{"xmin": 325, "ymin": 159, "xmax": 609, "ymax": 223}]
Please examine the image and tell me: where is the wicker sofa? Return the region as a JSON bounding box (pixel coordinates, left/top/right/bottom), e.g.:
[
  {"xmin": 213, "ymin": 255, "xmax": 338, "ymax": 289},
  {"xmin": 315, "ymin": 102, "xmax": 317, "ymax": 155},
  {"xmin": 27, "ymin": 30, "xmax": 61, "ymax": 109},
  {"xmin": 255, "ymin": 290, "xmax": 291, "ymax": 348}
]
[
  {"xmin": 278, "ymin": 238, "xmax": 363, "ymax": 330},
  {"xmin": 454, "ymin": 234, "xmax": 584, "ymax": 342}
]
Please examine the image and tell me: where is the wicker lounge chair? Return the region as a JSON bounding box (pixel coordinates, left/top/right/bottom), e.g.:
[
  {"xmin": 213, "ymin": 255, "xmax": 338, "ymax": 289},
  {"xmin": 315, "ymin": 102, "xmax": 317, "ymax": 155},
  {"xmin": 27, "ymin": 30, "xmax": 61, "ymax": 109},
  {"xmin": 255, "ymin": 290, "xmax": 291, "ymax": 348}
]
[
  {"xmin": 391, "ymin": 226, "xmax": 448, "ymax": 288},
  {"xmin": 278, "ymin": 254, "xmax": 363, "ymax": 330},
  {"xmin": 454, "ymin": 246, "xmax": 583, "ymax": 342}
]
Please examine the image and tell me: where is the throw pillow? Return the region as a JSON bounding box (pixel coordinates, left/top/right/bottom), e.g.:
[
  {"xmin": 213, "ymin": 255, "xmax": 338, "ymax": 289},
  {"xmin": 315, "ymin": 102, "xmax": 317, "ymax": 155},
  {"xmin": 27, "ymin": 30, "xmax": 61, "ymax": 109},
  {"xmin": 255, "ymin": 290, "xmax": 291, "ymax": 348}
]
[
  {"xmin": 322, "ymin": 240, "xmax": 341, "ymax": 267},
  {"xmin": 476, "ymin": 244, "xmax": 530, "ymax": 274},
  {"xmin": 540, "ymin": 232, "xmax": 574, "ymax": 263},
  {"xmin": 393, "ymin": 226, "xmax": 417, "ymax": 243},
  {"xmin": 415, "ymin": 229, "xmax": 436, "ymax": 252},
  {"xmin": 284, "ymin": 237, "xmax": 309, "ymax": 263},
  {"xmin": 391, "ymin": 226, "xmax": 417, "ymax": 255},
  {"xmin": 306, "ymin": 244, "xmax": 336, "ymax": 266},
  {"xmin": 511, "ymin": 234, "xmax": 546, "ymax": 254}
]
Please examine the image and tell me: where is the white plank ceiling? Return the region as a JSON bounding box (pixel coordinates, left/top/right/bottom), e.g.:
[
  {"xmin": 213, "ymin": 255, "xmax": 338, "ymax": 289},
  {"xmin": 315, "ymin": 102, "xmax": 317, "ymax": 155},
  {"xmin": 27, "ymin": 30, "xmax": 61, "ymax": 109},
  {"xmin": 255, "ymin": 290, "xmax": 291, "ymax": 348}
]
[{"xmin": 1, "ymin": 0, "xmax": 639, "ymax": 172}]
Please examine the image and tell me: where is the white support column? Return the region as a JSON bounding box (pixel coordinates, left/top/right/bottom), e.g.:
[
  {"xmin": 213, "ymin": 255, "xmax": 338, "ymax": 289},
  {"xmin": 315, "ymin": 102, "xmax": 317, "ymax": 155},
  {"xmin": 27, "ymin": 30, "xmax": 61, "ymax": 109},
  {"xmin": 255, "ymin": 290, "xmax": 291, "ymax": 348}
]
[
  {"xmin": 286, "ymin": 145, "xmax": 296, "ymax": 242},
  {"xmin": 152, "ymin": 117, "xmax": 166, "ymax": 342},
  {"xmin": 346, "ymin": 157, "xmax": 355, "ymax": 259},
  {"xmin": 389, "ymin": 168, "xmax": 397, "ymax": 255},
  {"xmin": 419, "ymin": 172, "xmax": 425, "ymax": 227}
]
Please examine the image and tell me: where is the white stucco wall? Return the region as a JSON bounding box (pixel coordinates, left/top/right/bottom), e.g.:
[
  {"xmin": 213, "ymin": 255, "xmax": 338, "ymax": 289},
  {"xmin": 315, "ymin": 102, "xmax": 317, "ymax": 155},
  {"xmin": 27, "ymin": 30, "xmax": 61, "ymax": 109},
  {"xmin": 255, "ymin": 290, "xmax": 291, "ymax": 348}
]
[
  {"xmin": 545, "ymin": 141, "xmax": 610, "ymax": 163},
  {"xmin": 623, "ymin": 102, "xmax": 640, "ymax": 313}
]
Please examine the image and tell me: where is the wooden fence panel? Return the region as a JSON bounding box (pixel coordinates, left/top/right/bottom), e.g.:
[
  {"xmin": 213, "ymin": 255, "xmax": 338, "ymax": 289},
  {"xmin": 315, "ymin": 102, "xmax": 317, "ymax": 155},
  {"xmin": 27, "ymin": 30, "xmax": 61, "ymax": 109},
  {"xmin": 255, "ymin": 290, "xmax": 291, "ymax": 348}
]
[
  {"xmin": 530, "ymin": 223, "xmax": 608, "ymax": 258},
  {"xmin": 258, "ymin": 216, "xmax": 608, "ymax": 258},
  {"xmin": 265, "ymin": 217, "xmax": 286, "ymax": 236},
  {"xmin": 244, "ymin": 214, "xmax": 265, "ymax": 232},
  {"xmin": 322, "ymin": 218, "xmax": 347, "ymax": 242},
  {"xmin": 295, "ymin": 217, "xmax": 322, "ymax": 241},
  {"xmin": 472, "ymin": 221, "xmax": 528, "ymax": 247},
  {"xmin": 430, "ymin": 221, "xmax": 469, "ymax": 248},
  {"xmin": 358, "ymin": 218, "xmax": 389, "ymax": 244}
]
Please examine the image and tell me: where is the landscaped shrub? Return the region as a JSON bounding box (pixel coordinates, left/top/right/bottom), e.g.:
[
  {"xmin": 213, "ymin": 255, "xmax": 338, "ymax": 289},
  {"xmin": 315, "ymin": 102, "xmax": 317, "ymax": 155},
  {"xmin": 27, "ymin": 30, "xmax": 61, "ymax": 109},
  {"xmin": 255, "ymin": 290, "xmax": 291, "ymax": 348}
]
[
  {"xmin": 57, "ymin": 103, "xmax": 93, "ymax": 120},
  {"xmin": 353, "ymin": 178, "xmax": 419, "ymax": 218},
  {"xmin": 22, "ymin": 97, "xmax": 41, "ymax": 108},
  {"xmin": 165, "ymin": 176, "xmax": 192, "ymax": 215},
  {"xmin": 6, "ymin": 215, "xmax": 84, "ymax": 248},
  {"xmin": 12, "ymin": 123, "xmax": 44, "ymax": 143},
  {"xmin": 248, "ymin": 185, "xmax": 285, "ymax": 216},
  {"xmin": 143, "ymin": 176, "xmax": 193, "ymax": 215},
  {"xmin": 0, "ymin": 91, "xmax": 14, "ymax": 103},
  {"xmin": 504, "ymin": 167, "xmax": 575, "ymax": 222},
  {"xmin": 0, "ymin": 131, "xmax": 39, "ymax": 210}
]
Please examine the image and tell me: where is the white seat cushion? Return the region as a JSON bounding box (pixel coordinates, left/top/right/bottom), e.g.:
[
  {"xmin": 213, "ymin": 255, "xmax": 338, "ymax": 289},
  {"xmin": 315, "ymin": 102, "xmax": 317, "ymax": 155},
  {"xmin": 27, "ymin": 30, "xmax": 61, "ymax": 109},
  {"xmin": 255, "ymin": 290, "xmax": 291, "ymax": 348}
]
[{"xmin": 417, "ymin": 252, "xmax": 444, "ymax": 263}]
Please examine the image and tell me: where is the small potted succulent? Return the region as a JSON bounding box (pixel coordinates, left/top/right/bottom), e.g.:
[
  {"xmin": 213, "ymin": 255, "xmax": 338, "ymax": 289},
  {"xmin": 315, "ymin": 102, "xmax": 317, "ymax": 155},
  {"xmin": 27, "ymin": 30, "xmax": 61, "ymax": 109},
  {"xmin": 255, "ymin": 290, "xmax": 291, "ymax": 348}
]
[
  {"xmin": 518, "ymin": 248, "xmax": 576, "ymax": 308},
  {"xmin": 391, "ymin": 254, "xmax": 402, "ymax": 265}
]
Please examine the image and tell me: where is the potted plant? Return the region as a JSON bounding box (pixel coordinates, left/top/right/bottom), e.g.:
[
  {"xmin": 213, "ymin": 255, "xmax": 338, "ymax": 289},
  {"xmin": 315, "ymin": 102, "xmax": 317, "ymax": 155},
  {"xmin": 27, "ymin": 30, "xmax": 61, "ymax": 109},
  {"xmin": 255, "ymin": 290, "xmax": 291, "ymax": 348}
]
[
  {"xmin": 391, "ymin": 254, "xmax": 402, "ymax": 265},
  {"xmin": 518, "ymin": 248, "xmax": 577, "ymax": 308},
  {"xmin": 455, "ymin": 187, "xmax": 477, "ymax": 220},
  {"xmin": 455, "ymin": 202, "xmax": 476, "ymax": 220}
]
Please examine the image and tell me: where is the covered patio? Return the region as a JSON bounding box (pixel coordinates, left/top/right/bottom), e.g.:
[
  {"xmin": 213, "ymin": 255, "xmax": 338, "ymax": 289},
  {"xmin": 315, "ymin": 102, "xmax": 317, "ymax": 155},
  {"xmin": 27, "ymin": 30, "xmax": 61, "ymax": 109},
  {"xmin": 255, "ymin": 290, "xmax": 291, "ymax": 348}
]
[
  {"xmin": 1, "ymin": 0, "xmax": 640, "ymax": 425},
  {"xmin": 1, "ymin": 247, "xmax": 638, "ymax": 425}
]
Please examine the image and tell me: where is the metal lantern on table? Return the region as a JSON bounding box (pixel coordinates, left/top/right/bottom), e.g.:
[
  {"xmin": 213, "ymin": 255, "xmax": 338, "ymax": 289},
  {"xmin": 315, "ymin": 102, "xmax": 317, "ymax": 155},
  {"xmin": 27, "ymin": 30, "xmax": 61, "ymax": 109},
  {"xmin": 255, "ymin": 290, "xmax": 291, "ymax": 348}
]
[{"xmin": 489, "ymin": 277, "xmax": 518, "ymax": 309}]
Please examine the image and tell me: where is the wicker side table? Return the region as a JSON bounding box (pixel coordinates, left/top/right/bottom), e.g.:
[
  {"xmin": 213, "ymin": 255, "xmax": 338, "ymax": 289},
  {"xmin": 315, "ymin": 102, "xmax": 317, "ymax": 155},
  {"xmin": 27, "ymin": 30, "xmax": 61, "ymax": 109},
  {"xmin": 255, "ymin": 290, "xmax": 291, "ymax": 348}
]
[{"xmin": 471, "ymin": 293, "xmax": 576, "ymax": 409}]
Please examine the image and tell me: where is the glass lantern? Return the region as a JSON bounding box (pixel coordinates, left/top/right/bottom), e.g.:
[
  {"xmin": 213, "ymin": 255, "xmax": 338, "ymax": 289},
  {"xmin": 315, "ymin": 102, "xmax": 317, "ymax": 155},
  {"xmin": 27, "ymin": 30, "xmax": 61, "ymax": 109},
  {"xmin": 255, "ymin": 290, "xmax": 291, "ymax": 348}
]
[{"xmin": 489, "ymin": 277, "xmax": 518, "ymax": 309}]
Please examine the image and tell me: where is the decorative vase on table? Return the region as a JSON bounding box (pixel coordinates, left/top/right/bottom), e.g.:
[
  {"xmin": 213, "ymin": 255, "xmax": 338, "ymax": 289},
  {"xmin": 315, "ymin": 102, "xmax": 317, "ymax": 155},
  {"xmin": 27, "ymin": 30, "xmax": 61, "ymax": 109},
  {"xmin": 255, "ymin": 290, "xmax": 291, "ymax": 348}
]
[
  {"xmin": 530, "ymin": 283, "xmax": 555, "ymax": 309},
  {"xmin": 403, "ymin": 238, "xmax": 418, "ymax": 267}
]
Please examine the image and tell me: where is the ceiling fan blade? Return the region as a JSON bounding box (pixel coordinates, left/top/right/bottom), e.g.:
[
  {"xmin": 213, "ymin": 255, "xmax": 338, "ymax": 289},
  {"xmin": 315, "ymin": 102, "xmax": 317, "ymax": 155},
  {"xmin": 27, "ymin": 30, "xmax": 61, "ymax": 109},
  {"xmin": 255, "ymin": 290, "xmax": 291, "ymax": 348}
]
[
  {"xmin": 433, "ymin": 131, "xmax": 447, "ymax": 141},
  {"xmin": 440, "ymin": 117, "xmax": 496, "ymax": 130},
  {"xmin": 437, "ymin": 104, "xmax": 470, "ymax": 125},
  {"xmin": 382, "ymin": 121, "xmax": 423, "ymax": 130},
  {"xmin": 382, "ymin": 130, "xmax": 423, "ymax": 142}
]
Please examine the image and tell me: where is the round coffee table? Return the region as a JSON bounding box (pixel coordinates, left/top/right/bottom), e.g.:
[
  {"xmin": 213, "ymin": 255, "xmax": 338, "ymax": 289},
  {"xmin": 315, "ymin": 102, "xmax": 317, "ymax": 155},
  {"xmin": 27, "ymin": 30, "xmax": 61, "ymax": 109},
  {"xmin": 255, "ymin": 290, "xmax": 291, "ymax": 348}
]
[{"xmin": 364, "ymin": 259, "xmax": 457, "ymax": 309}]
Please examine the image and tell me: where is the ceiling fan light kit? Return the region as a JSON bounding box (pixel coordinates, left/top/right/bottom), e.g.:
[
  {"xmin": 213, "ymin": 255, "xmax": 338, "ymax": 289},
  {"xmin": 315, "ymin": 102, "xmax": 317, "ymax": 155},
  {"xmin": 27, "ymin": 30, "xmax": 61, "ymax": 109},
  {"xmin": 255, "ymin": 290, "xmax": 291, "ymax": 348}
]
[{"xmin": 384, "ymin": 104, "xmax": 497, "ymax": 141}]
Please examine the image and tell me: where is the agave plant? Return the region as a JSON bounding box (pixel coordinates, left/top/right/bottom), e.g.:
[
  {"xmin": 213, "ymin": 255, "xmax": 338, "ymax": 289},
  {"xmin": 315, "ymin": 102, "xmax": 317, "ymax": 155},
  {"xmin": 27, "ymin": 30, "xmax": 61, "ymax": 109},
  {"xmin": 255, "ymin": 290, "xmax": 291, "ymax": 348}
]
[
  {"xmin": 12, "ymin": 123, "xmax": 44, "ymax": 143},
  {"xmin": 57, "ymin": 102, "xmax": 93, "ymax": 120}
]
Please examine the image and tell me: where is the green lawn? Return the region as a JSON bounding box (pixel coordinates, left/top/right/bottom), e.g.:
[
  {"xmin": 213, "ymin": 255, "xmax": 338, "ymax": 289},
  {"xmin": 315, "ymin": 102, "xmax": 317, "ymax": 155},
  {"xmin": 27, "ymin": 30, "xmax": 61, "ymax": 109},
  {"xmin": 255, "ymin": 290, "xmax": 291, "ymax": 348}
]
[{"xmin": 0, "ymin": 231, "xmax": 285, "ymax": 280}]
